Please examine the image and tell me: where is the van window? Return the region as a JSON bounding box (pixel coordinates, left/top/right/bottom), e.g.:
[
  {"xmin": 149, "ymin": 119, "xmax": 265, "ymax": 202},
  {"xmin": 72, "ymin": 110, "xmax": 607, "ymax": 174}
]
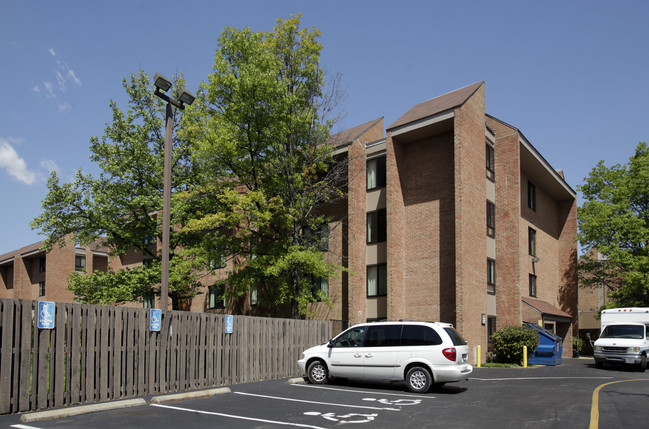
[
  {"xmin": 444, "ymin": 327, "xmax": 468, "ymax": 345},
  {"xmin": 332, "ymin": 327, "xmax": 366, "ymax": 347},
  {"xmin": 401, "ymin": 325, "xmax": 443, "ymax": 346},
  {"xmin": 364, "ymin": 325, "xmax": 402, "ymax": 347},
  {"xmin": 600, "ymin": 325, "xmax": 644, "ymax": 340}
]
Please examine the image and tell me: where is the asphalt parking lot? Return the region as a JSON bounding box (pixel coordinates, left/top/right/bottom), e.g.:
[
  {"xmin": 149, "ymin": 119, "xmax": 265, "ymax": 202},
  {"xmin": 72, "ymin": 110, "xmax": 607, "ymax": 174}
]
[{"xmin": 3, "ymin": 358, "xmax": 649, "ymax": 428}]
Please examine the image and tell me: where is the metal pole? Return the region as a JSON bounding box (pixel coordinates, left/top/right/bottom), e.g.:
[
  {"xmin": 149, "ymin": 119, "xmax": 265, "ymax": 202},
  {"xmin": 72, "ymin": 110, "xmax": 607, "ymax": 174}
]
[{"xmin": 161, "ymin": 101, "xmax": 173, "ymax": 311}]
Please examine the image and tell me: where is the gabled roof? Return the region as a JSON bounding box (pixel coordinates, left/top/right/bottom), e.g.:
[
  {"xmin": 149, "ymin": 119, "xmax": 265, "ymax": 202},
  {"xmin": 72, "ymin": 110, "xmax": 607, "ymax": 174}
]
[
  {"xmin": 327, "ymin": 117, "xmax": 383, "ymax": 146},
  {"xmin": 522, "ymin": 297, "xmax": 573, "ymax": 319},
  {"xmin": 0, "ymin": 241, "xmax": 45, "ymax": 263},
  {"xmin": 387, "ymin": 81, "xmax": 484, "ymax": 131}
]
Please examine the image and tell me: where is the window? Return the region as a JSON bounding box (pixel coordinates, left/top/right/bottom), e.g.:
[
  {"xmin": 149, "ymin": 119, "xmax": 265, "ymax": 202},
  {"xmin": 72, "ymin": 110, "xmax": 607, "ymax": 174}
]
[
  {"xmin": 75, "ymin": 255, "xmax": 86, "ymax": 272},
  {"xmin": 487, "ymin": 317, "xmax": 497, "ymax": 344},
  {"xmin": 367, "ymin": 209, "xmax": 387, "ymax": 243},
  {"xmin": 364, "ymin": 325, "xmax": 402, "ymax": 347},
  {"xmin": 529, "ymin": 274, "xmax": 537, "ymax": 297},
  {"xmin": 487, "ymin": 258, "xmax": 496, "ymax": 294},
  {"xmin": 39, "ymin": 281, "xmax": 46, "ymax": 297},
  {"xmin": 39, "ymin": 257, "xmax": 46, "ymax": 273},
  {"xmin": 528, "ymin": 181, "xmax": 536, "ymax": 211},
  {"xmin": 143, "ymin": 259, "xmax": 153, "ymax": 268},
  {"xmin": 367, "ymin": 156, "xmax": 386, "ymax": 190},
  {"xmin": 367, "ymin": 264, "xmax": 387, "ymax": 297},
  {"xmin": 486, "ymin": 201, "xmax": 495, "ymax": 237},
  {"xmin": 250, "ymin": 285, "xmax": 258, "ymax": 306},
  {"xmin": 486, "ymin": 143, "xmax": 495, "ymax": 181},
  {"xmin": 143, "ymin": 294, "xmax": 155, "ymax": 309},
  {"xmin": 209, "ymin": 250, "xmax": 227, "ymax": 270},
  {"xmin": 209, "ymin": 285, "xmax": 226, "ymax": 309},
  {"xmin": 332, "ymin": 326, "xmax": 366, "ymax": 347},
  {"xmin": 401, "ymin": 325, "xmax": 443, "ymax": 346},
  {"xmin": 311, "ymin": 276, "xmax": 329, "ymax": 302},
  {"xmin": 528, "ymin": 227, "xmax": 537, "ymax": 256}
]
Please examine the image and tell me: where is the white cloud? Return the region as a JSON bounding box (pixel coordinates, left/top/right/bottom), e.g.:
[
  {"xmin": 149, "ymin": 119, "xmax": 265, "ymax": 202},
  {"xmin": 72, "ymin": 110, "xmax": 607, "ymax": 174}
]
[
  {"xmin": 58, "ymin": 102, "xmax": 71, "ymax": 112},
  {"xmin": 67, "ymin": 69, "xmax": 81, "ymax": 87},
  {"xmin": 34, "ymin": 48, "xmax": 82, "ymax": 110},
  {"xmin": 40, "ymin": 160, "xmax": 59, "ymax": 173},
  {"xmin": 32, "ymin": 85, "xmax": 40, "ymax": 93},
  {"xmin": 49, "ymin": 48, "xmax": 56, "ymax": 57},
  {"xmin": 0, "ymin": 139, "xmax": 37, "ymax": 185}
]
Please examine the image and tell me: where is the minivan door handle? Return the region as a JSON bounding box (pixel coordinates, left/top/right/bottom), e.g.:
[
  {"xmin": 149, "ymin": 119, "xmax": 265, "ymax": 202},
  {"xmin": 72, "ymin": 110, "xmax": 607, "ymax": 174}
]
[
  {"xmin": 354, "ymin": 353, "xmax": 362, "ymax": 358},
  {"xmin": 364, "ymin": 353, "xmax": 373, "ymax": 358}
]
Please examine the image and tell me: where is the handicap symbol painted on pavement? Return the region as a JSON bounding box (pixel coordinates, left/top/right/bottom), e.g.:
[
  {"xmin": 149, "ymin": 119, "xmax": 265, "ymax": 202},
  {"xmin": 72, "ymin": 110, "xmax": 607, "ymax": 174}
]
[
  {"xmin": 304, "ymin": 411, "xmax": 378, "ymax": 424},
  {"xmin": 362, "ymin": 397, "xmax": 422, "ymax": 406}
]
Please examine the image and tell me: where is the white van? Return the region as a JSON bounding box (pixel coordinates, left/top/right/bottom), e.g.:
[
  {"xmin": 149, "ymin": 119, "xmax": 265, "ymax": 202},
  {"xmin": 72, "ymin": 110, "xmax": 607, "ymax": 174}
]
[
  {"xmin": 297, "ymin": 321, "xmax": 472, "ymax": 393},
  {"xmin": 593, "ymin": 308, "xmax": 649, "ymax": 371}
]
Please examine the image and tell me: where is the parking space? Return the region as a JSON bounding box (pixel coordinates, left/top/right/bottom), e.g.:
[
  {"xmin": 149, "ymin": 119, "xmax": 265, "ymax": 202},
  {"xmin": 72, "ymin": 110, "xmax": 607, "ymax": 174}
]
[{"xmin": 4, "ymin": 358, "xmax": 649, "ymax": 428}]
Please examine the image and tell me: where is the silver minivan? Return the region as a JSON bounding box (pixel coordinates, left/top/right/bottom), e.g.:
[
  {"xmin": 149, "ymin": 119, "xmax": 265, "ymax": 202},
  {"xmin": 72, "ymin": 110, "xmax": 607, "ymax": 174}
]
[{"xmin": 297, "ymin": 321, "xmax": 472, "ymax": 393}]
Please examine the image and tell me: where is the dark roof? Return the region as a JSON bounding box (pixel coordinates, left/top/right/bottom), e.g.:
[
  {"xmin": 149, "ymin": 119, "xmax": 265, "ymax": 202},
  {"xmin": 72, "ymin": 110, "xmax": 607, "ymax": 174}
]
[
  {"xmin": 327, "ymin": 117, "xmax": 383, "ymax": 146},
  {"xmin": 387, "ymin": 81, "xmax": 484, "ymax": 130},
  {"xmin": 0, "ymin": 241, "xmax": 45, "ymax": 262},
  {"xmin": 522, "ymin": 297, "xmax": 572, "ymax": 319}
]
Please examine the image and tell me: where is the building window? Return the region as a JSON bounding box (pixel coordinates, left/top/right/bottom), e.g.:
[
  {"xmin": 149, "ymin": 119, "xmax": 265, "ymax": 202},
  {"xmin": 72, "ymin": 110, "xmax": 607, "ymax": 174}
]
[
  {"xmin": 528, "ymin": 227, "xmax": 537, "ymax": 256},
  {"xmin": 367, "ymin": 264, "xmax": 387, "ymax": 297},
  {"xmin": 486, "ymin": 201, "xmax": 495, "ymax": 238},
  {"xmin": 367, "ymin": 156, "xmax": 386, "ymax": 190},
  {"xmin": 143, "ymin": 294, "xmax": 155, "ymax": 309},
  {"xmin": 528, "ymin": 181, "xmax": 536, "ymax": 211},
  {"xmin": 487, "ymin": 258, "xmax": 496, "ymax": 294},
  {"xmin": 529, "ymin": 274, "xmax": 537, "ymax": 297},
  {"xmin": 311, "ymin": 276, "xmax": 329, "ymax": 302},
  {"xmin": 367, "ymin": 209, "xmax": 387, "ymax": 243},
  {"xmin": 39, "ymin": 257, "xmax": 46, "ymax": 273},
  {"xmin": 75, "ymin": 255, "xmax": 86, "ymax": 272},
  {"xmin": 209, "ymin": 285, "xmax": 226, "ymax": 309},
  {"xmin": 209, "ymin": 249, "xmax": 227, "ymax": 270},
  {"xmin": 486, "ymin": 143, "xmax": 495, "ymax": 181},
  {"xmin": 250, "ymin": 285, "xmax": 258, "ymax": 306},
  {"xmin": 487, "ymin": 316, "xmax": 497, "ymax": 344},
  {"xmin": 39, "ymin": 281, "xmax": 46, "ymax": 297}
]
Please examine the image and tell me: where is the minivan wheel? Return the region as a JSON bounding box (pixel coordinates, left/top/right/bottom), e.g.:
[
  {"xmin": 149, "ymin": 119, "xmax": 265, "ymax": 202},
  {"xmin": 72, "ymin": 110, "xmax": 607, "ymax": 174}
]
[
  {"xmin": 307, "ymin": 360, "xmax": 329, "ymax": 384},
  {"xmin": 406, "ymin": 366, "xmax": 432, "ymax": 393}
]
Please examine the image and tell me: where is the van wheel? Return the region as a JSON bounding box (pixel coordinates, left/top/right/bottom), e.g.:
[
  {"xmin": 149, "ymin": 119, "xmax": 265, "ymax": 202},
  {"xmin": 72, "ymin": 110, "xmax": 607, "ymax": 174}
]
[
  {"xmin": 595, "ymin": 360, "xmax": 604, "ymax": 369},
  {"xmin": 307, "ymin": 360, "xmax": 329, "ymax": 384},
  {"xmin": 638, "ymin": 355, "xmax": 646, "ymax": 373},
  {"xmin": 406, "ymin": 366, "xmax": 432, "ymax": 393}
]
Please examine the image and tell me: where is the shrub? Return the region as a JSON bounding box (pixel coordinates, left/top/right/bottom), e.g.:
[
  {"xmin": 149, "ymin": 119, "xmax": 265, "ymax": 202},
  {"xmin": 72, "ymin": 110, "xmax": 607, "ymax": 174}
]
[{"xmin": 491, "ymin": 325, "xmax": 539, "ymax": 364}]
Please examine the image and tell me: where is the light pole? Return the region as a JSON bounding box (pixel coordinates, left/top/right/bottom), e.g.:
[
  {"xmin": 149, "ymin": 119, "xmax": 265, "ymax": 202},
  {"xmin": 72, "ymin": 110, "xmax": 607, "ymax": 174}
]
[{"xmin": 152, "ymin": 72, "xmax": 195, "ymax": 311}]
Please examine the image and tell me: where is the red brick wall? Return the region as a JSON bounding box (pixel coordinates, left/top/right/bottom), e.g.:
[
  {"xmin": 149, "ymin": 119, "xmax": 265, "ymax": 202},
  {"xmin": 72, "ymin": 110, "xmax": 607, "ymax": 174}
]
[{"xmin": 453, "ymin": 85, "xmax": 488, "ymax": 355}]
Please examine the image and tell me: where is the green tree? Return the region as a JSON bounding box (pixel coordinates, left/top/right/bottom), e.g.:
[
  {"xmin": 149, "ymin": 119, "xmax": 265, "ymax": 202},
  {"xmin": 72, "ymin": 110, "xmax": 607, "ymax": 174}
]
[
  {"xmin": 31, "ymin": 70, "xmax": 205, "ymax": 309},
  {"xmin": 181, "ymin": 15, "xmax": 346, "ymax": 318},
  {"xmin": 578, "ymin": 141, "xmax": 649, "ymax": 307}
]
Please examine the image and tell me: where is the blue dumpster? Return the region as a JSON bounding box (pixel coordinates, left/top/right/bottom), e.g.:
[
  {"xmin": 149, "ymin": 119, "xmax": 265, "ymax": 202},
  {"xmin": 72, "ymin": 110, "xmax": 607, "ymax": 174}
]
[{"xmin": 525, "ymin": 323, "xmax": 563, "ymax": 365}]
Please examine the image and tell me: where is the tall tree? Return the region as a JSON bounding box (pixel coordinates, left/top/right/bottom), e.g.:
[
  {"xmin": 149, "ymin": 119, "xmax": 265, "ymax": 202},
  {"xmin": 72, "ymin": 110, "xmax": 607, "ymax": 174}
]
[
  {"xmin": 31, "ymin": 70, "xmax": 205, "ymax": 309},
  {"xmin": 181, "ymin": 15, "xmax": 347, "ymax": 318},
  {"xmin": 578, "ymin": 141, "xmax": 649, "ymax": 307}
]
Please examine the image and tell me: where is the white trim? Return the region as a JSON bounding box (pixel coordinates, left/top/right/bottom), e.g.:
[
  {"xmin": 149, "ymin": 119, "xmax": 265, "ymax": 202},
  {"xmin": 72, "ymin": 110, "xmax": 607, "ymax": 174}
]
[{"xmin": 390, "ymin": 110, "xmax": 454, "ymax": 137}]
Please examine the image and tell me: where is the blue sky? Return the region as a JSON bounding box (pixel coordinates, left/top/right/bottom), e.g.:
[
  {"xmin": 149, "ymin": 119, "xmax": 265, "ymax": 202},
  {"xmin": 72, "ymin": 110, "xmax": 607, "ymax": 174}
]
[{"xmin": 1, "ymin": 0, "xmax": 648, "ymax": 255}]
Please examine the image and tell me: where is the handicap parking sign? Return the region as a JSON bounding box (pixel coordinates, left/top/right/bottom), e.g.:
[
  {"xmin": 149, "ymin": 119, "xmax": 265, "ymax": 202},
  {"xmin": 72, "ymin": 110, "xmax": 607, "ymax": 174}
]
[
  {"xmin": 149, "ymin": 309, "xmax": 162, "ymax": 332},
  {"xmin": 37, "ymin": 301, "xmax": 55, "ymax": 329},
  {"xmin": 225, "ymin": 315, "xmax": 233, "ymax": 334}
]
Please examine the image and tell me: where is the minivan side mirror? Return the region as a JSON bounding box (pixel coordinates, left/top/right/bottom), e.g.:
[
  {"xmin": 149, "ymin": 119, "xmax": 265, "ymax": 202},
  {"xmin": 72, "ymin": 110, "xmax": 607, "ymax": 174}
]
[{"xmin": 327, "ymin": 339, "xmax": 334, "ymax": 348}]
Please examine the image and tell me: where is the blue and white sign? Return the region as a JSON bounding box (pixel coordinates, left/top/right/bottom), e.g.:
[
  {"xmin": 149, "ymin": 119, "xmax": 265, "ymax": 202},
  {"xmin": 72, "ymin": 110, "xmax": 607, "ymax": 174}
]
[
  {"xmin": 37, "ymin": 301, "xmax": 55, "ymax": 329},
  {"xmin": 225, "ymin": 315, "xmax": 233, "ymax": 334},
  {"xmin": 149, "ymin": 309, "xmax": 162, "ymax": 332}
]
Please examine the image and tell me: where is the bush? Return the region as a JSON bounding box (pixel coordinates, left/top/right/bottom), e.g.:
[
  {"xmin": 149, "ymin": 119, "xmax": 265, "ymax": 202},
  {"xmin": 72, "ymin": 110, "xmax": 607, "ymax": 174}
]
[{"xmin": 491, "ymin": 325, "xmax": 539, "ymax": 364}]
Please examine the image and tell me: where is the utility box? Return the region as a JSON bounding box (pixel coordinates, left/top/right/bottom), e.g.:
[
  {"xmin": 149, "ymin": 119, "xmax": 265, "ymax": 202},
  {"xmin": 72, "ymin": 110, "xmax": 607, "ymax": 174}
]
[{"xmin": 525, "ymin": 323, "xmax": 563, "ymax": 365}]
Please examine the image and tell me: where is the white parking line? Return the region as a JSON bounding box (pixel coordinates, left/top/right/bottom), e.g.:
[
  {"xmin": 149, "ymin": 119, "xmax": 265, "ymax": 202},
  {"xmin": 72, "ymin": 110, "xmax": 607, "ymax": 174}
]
[
  {"xmin": 470, "ymin": 376, "xmax": 614, "ymax": 381},
  {"xmin": 150, "ymin": 403, "xmax": 326, "ymax": 429},
  {"xmin": 291, "ymin": 383, "xmax": 434, "ymax": 399},
  {"xmin": 233, "ymin": 391, "xmax": 401, "ymax": 411},
  {"xmin": 11, "ymin": 425, "xmax": 43, "ymax": 429}
]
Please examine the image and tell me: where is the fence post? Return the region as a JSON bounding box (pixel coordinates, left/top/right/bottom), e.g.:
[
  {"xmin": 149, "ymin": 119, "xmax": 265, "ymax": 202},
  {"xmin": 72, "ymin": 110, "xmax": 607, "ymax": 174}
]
[{"xmin": 523, "ymin": 345, "xmax": 528, "ymax": 368}]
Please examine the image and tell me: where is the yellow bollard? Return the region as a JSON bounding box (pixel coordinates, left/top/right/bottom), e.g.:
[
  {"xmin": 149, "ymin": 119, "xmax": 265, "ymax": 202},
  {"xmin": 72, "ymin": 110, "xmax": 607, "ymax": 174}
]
[
  {"xmin": 477, "ymin": 345, "xmax": 481, "ymax": 368},
  {"xmin": 523, "ymin": 345, "xmax": 528, "ymax": 368}
]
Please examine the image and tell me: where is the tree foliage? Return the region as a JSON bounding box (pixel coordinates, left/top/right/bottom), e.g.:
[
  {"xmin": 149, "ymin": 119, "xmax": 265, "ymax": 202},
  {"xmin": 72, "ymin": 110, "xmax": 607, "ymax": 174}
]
[
  {"xmin": 181, "ymin": 15, "xmax": 346, "ymax": 318},
  {"xmin": 578, "ymin": 142, "xmax": 649, "ymax": 307},
  {"xmin": 31, "ymin": 71, "xmax": 204, "ymax": 309}
]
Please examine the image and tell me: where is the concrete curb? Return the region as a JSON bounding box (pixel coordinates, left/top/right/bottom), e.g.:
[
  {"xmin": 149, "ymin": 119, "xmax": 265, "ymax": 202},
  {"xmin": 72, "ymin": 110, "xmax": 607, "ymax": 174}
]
[
  {"xmin": 287, "ymin": 377, "xmax": 307, "ymax": 384},
  {"xmin": 20, "ymin": 398, "xmax": 147, "ymax": 423},
  {"xmin": 151, "ymin": 387, "xmax": 231, "ymax": 404}
]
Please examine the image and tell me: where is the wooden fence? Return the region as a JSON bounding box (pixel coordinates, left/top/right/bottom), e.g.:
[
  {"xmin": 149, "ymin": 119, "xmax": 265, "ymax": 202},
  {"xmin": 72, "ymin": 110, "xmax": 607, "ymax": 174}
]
[{"xmin": 0, "ymin": 298, "xmax": 332, "ymax": 414}]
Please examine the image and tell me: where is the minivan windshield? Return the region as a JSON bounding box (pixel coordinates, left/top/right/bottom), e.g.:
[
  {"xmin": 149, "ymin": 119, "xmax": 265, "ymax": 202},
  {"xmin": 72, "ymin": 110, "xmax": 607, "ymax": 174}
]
[
  {"xmin": 600, "ymin": 324, "xmax": 645, "ymax": 340},
  {"xmin": 444, "ymin": 327, "xmax": 467, "ymax": 345}
]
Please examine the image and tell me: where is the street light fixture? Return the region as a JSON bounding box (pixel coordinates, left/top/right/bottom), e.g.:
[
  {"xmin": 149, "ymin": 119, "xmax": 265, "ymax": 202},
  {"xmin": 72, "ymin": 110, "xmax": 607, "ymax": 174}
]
[{"xmin": 152, "ymin": 72, "xmax": 194, "ymax": 311}]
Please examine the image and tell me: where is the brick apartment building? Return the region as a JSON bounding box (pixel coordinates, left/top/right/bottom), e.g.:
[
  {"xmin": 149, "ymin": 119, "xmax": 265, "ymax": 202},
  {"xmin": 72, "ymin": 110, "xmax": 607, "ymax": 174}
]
[{"xmin": 0, "ymin": 82, "xmax": 578, "ymax": 358}]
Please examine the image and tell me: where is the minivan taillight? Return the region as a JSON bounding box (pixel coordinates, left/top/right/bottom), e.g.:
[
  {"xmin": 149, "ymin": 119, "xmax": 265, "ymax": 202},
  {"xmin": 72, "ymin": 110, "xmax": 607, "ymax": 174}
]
[{"xmin": 442, "ymin": 348, "xmax": 457, "ymax": 362}]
